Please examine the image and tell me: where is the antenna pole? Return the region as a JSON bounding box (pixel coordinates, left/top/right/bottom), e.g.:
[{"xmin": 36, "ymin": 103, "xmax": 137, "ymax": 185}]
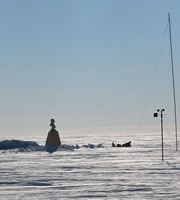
[
  {"xmin": 154, "ymin": 109, "xmax": 165, "ymax": 161},
  {"xmin": 160, "ymin": 110, "xmax": 164, "ymax": 161},
  {"xmin": 168, "ymin": 13, "xmax": 178, "ymax": 151}
]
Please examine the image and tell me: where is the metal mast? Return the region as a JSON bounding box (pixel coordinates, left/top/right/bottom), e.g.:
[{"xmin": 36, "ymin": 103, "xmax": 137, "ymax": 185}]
[
  {"xmin": 168, "ymin": 13, "xmax": 178, "ymax": 151},
  {"xmin": 154, "ymin": 109, "xmax": 165, "ymax": 161}
]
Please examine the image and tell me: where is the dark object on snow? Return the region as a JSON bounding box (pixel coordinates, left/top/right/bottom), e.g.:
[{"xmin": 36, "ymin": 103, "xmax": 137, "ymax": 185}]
[
  {"xmin": 112, "ymin": 142, "xmax": 115, "ymax": 147},
  {"xmin": 112, "ymin": 141, "xmax": 131, "ymax": 147},
  {"xmin": 122, "ymin": 141, "xmax": 131, "ymax": 147},
  {"xmin": 45, "ymin": 119, "xmax": 61, "ymax": 147}
]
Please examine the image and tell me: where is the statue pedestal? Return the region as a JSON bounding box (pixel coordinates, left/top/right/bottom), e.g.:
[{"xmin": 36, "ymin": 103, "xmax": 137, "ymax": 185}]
[{"xmin": 45, "ymin": 130, "xmax": 61, "ymax": 146}]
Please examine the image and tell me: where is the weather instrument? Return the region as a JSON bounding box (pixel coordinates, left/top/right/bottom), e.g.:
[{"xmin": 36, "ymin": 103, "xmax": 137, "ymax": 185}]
[{"xmin": 154, "ymin": 109, "xmax": 165, "ymax": 161}]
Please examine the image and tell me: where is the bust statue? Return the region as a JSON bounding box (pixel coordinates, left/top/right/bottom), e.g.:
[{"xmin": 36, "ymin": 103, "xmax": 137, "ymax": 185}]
[
  {"xmin": 50, "ymin": 119, "xmax": 56, "ymax": 130},
  {"xmin": 45, "ymin": 119, "xmax": 61, "ymax": 147}
]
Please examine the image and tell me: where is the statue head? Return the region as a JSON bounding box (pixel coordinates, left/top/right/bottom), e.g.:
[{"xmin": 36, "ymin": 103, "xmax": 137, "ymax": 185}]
[
  {"xmin": 50, "ymin": 119, "xmax": 56, "ymax": 130},
  {"xmin": 50, "ymin": 119, "xmax": 55, "ymax": 124}
]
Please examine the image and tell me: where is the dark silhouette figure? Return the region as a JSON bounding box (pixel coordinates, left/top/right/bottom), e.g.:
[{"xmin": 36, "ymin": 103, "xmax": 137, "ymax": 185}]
[
  {"xmin": 50, "ymin": 119, "xmax": 56, "ymax": 130},
  {"xmin": 112, "ymin": 142, "xmax": 115, "ymax": 147}
]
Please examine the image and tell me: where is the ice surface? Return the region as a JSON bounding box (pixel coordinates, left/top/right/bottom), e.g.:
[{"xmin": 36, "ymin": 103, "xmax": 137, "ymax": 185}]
[
  {"xmin": 0, "ymin": 132, "xmax": 180, "ymax": 199},
  {"xmin": 0, "ymin": 139, "xmax": 103, "ymax": 153},
  {"xmin": 0, "ymin": 140, "xmax": 39, "ymax": 150}
]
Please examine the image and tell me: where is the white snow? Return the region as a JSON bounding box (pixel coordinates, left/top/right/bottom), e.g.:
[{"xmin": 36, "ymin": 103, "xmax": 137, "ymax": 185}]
[{"xmin": 0, "ymin": 132, "xmax": 180, "ymax": 200}]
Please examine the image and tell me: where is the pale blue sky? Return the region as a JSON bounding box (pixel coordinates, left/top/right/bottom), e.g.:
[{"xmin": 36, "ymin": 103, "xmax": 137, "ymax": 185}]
[{"xmin": 0, "ymin": 0, "xmax": 180, "ymax": 136}]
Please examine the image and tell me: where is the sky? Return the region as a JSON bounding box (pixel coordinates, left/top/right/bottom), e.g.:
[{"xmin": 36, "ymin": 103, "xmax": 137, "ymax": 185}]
[{"xmin": 0, "ymin": 0, "xmax": 180, "ymax": 136}]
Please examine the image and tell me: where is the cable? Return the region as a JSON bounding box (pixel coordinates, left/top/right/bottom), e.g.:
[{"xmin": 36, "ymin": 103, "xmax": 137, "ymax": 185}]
[{"xmin": 140, "ymin": 24, "xmax": 168, "ymax": 126}]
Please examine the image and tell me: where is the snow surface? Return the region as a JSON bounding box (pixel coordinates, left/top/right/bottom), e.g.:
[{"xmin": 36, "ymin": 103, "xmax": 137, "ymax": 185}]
[{"xmin": 0, "ymin": 132, "xmax": 180, "ymax": 200}]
